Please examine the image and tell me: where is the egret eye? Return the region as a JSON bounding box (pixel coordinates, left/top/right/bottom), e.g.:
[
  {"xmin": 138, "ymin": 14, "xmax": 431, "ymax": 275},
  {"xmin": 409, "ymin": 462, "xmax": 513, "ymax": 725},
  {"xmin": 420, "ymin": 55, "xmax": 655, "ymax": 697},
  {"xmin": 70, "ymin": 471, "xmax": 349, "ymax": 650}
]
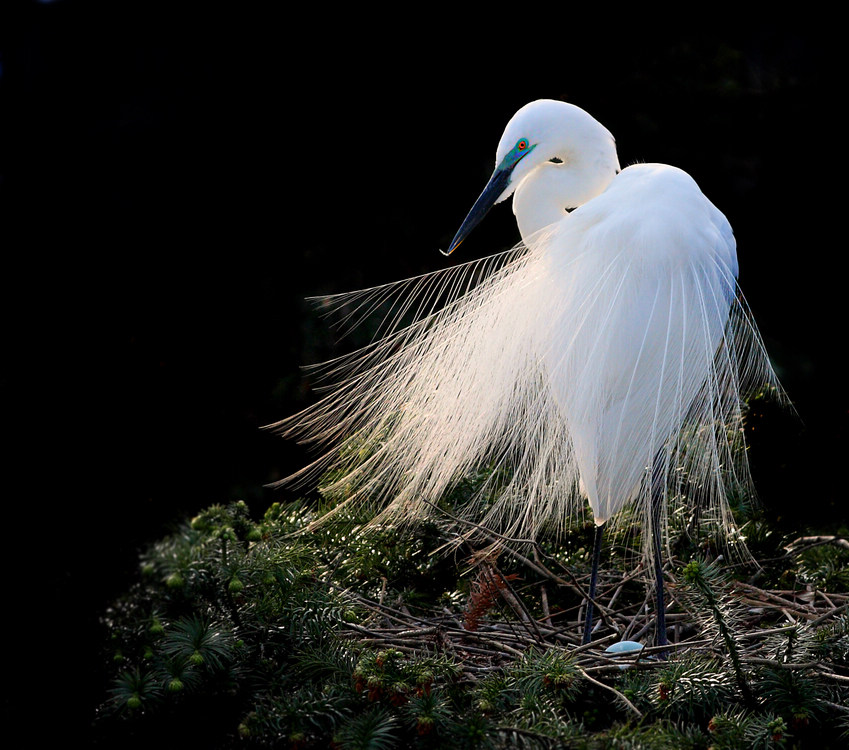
[{"xmin": 505, "ymin": 138, "xmax": 535, "ymax": 167}]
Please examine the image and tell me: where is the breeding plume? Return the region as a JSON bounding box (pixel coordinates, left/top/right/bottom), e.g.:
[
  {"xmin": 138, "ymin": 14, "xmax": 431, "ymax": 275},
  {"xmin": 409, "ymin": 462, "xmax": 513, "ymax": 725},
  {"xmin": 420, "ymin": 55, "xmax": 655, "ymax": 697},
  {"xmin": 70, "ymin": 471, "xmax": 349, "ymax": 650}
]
[{"xmin": 274, "ymin": 100, "xmax": 780, "ymax": 647}]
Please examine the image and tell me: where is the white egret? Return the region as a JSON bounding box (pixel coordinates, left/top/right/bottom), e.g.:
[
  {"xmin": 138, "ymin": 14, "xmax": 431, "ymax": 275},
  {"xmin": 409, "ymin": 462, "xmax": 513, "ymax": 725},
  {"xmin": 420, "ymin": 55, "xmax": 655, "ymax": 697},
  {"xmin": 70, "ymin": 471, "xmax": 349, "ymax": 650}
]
[{"xmin": 274, "ymin": 100, "xmax": 780, "ymax": 649}]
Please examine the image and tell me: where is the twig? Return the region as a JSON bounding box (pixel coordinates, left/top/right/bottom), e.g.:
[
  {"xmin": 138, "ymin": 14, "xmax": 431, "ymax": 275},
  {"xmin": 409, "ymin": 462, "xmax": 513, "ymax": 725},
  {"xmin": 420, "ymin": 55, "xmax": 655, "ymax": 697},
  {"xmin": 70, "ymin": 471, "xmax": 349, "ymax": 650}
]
[
  {"xmin": 568, "ymin": 632, "xmax": 619, "ymax": 655},
  {"xmin": 499, "ymin": 539, "xmax": 586, "ymax": 599},
  {"xmin": 527, "ymin": 549, "xmax": 553, "ymax": 626},
  {"xmin": 740, "ymin": 657, "xmax": 823, "ymax": 670},
  {"xmin": 485, "ymin": 563, "xmax": 545, "ymax": 643},
  {"xmin": 733, "ymin": 582, "xmax": 823, "ymax": 621},
  {"xmin": 577, "ymin": 666, "xmax": 643, "ymax": 718},
  {"xmin": 785, "ymin": 535, "xmax": 849, "ymax": 553},
  {"xmin": 621, "ymin": 592, "xmax": 652, "ymax": 641},
  {"xmin": 422, "ymin": 499, "xmax": 537, "ymax": 549},
  {"xmin": 540, "ymin": 583, "xmax": 552, "ymax": 622},
  {"xmin": 461, "ymin": 632, "xmax": 528, "ymax": 658},
  {"xmin": 808, "ymin": 601, "xmax": 849, "ymax": 627},
  {"xmin": 820, "ymin": 672, "xmax": 849, "ymax": 685},
  {"xmin": 738, "ymin": 624, "xmax": 798, "ymax": 640}
]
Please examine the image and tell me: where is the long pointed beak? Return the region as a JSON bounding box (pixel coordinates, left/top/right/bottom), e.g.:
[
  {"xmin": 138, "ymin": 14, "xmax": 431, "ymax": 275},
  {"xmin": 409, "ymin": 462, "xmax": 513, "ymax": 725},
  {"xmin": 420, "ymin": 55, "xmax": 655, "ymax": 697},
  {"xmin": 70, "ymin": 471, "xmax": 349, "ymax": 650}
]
[{"xmin": 442, "ymin": 166, "xmax": 513, "ymax": 257}]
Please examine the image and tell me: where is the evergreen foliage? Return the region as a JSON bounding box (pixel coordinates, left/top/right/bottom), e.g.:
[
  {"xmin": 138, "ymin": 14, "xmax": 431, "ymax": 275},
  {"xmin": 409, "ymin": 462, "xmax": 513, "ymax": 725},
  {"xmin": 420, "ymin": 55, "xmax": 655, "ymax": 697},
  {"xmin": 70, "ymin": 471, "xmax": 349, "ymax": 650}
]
[{"xmin": 95, "ymin": 497, "xmax": 849, "ymax": 748}]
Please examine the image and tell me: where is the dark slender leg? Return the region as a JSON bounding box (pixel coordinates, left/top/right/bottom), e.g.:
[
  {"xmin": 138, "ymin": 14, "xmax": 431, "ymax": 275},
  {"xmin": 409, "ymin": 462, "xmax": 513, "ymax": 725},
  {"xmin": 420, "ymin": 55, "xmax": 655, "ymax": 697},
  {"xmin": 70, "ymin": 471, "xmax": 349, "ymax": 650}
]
[
  {"xmin": 651, "ymin": 504, "xmax": 668, "ymax": 652},
  {"xmin": 651, "ymin": 454, "xmax": 669, "ymax": 654},
  {"xmin": 582, "ymin": 522, "xmax": 605, "ymax": 644}
]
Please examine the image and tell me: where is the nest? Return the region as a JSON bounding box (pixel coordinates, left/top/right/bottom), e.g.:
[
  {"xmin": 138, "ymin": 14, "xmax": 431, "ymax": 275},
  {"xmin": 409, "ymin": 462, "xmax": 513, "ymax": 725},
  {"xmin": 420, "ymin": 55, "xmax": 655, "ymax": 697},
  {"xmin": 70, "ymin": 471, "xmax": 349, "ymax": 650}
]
[{"xmin": 335, "ymin": 532, "xmax": 849, "ymax": 718}]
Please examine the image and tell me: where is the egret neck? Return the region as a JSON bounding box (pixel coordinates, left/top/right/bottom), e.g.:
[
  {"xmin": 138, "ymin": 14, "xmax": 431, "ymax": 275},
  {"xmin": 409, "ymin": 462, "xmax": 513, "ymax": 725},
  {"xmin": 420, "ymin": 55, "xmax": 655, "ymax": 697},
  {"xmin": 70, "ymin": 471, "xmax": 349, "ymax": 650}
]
[{"xmin": 511, "ymin": 145, "xmax": 620, "ymax": 241}]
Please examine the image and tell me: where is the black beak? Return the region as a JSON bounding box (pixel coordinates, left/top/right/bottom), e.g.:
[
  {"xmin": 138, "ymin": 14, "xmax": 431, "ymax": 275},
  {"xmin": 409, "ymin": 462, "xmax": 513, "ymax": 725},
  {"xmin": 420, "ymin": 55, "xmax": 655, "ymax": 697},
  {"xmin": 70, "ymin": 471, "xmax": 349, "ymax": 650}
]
[{"xmin": 442, "ymin": 165, "xmax": 513, "ymax": 257}]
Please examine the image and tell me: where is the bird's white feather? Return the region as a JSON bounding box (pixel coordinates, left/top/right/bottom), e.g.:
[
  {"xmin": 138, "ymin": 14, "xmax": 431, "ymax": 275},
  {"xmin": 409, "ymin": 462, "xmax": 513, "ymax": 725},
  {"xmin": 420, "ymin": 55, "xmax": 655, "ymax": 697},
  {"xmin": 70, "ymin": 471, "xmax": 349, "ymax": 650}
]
[{"xmin": 272, "ymin": 102, "xmax": 781, "ymax": 561}]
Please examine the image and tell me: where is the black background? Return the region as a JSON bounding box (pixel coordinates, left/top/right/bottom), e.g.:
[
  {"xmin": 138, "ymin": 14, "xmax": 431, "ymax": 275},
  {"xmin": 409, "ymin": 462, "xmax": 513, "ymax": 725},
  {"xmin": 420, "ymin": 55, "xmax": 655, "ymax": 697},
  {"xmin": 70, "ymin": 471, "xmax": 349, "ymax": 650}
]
[{"xmin": 2, "ymin": 2, "xmax": 845, "ymax": 743}]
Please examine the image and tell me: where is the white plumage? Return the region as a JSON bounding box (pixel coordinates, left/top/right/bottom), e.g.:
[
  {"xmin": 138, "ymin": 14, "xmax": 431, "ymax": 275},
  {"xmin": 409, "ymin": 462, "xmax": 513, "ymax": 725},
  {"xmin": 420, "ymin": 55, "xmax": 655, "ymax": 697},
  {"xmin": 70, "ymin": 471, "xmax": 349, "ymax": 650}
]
[{"xmin": 273, "ymin": 101, "xmax": 779, "ymax": 615}]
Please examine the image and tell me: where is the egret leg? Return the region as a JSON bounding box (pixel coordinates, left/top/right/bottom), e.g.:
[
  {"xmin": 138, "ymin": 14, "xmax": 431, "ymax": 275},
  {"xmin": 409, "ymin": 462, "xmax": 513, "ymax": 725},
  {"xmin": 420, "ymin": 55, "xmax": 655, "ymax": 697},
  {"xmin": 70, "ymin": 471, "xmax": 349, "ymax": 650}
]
[
  {"xmin": 582, "ymin": 523, "xmax": 605, "ymax": 645},
  {"xmin": 651, "ymin": 505, "xmax": 669, "ymax": 653},
  {"xmin": 651, "ymin": 456, "xmax": 669, "ymax": 654}
]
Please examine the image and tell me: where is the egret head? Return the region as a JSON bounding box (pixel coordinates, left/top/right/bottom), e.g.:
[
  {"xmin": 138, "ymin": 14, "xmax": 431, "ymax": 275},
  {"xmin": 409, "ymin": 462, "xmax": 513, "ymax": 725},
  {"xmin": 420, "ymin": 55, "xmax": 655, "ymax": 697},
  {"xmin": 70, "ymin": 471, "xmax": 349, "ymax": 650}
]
[
  {"xmin": 443, "ymin": 100, "xmax": 616, "ymax": 256},
  {"xmin": 491, "ymin": 100, "xmax": 577, "ymax": 198}
]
